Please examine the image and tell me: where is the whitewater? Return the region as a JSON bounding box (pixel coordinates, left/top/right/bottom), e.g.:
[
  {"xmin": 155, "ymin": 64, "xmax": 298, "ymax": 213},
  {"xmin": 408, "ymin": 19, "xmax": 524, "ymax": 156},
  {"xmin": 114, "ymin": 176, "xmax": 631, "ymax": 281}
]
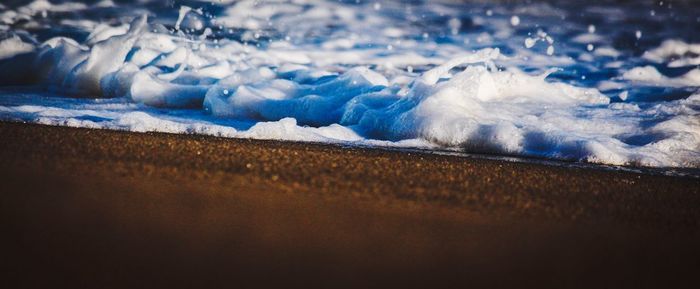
[{"xmin": 0, "ymin": 0, "xmax": 699, "ymax": 168}]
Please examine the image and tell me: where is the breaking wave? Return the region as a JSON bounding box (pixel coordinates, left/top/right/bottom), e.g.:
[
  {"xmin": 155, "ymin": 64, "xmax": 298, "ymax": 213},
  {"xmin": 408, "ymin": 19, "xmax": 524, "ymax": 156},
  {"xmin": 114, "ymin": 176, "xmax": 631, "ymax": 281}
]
[{"xmin": 1, "ymin": 0, "xmax": 699, "ymax": 168}]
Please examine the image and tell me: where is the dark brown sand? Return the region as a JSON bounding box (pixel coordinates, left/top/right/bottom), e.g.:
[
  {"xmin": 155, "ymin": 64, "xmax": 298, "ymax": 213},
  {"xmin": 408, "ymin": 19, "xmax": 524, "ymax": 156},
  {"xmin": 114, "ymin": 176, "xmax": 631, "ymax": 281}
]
[{"xmin": 1, "ymin": 122, "xmax": 699, "ymax": 288}]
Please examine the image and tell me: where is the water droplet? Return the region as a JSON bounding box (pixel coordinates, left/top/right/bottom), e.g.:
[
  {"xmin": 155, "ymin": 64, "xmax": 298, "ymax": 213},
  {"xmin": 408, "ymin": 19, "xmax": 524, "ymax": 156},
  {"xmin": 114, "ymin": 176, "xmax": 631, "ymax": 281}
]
[
  {"xmin": 510, "ymin": 16, "xmax": 520, "ymax": 26},
  {"xmin": 546, "ymin": 45, "xmax": 554, "ymax": 55},
  {"xmin": 448, "ymin": 18, "xmax": 461, "ymax": 35},
  {"xmin": 524, "ymin": 38, "xmax": 536, "ymax": 48},
  {"xmin": 619, "ymin": 91, "xmax": 629, "ymax": 101}
]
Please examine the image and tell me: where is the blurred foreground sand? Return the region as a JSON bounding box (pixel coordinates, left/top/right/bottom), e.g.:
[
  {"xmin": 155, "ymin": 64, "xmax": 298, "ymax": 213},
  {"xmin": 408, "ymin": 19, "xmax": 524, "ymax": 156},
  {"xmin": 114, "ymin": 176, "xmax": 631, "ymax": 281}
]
[{"xmin": 1, "ymin": 122, "xmax": 699, "ymax": 288}]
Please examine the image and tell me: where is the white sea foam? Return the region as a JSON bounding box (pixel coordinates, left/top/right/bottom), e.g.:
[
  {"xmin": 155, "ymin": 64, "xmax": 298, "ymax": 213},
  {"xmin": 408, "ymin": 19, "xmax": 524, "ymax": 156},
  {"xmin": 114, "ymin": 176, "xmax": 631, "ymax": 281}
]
[
  {"xmin": 622, "ymin": 66, "xmax": 700, "ymax": 87},
  {"xmin": 0, "ymin": 35, "xmax": 34, "ymax": 59},
  {"xmin": 643, "ymin": 40, "xmax": 700, "ymax": 68},
  {"xmin": 0, "ymin": 0, "xmax": 699, "ymax": 168}
]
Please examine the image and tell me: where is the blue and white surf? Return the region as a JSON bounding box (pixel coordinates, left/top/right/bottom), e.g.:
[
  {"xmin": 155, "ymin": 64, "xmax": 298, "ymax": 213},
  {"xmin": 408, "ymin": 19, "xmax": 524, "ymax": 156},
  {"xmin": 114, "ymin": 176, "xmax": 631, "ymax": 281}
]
[{"xmin": 1, "ymin": 0, "xmax": 699, "ymax": 168}]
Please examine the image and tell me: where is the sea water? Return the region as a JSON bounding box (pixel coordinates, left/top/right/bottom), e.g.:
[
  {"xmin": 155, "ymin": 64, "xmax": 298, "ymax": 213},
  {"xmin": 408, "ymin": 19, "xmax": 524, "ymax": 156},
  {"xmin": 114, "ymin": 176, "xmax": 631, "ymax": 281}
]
[{"xmin": 0, "ymin": 0, "xmax": 698, "ymax": 169}]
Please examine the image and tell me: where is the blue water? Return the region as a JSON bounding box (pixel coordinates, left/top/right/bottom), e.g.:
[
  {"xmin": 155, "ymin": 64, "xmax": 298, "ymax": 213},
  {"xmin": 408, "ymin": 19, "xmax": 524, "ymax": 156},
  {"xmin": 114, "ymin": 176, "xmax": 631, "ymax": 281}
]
[{"xmin": 0, "ymin": 0, "xmax": 698, "ymax": 169}]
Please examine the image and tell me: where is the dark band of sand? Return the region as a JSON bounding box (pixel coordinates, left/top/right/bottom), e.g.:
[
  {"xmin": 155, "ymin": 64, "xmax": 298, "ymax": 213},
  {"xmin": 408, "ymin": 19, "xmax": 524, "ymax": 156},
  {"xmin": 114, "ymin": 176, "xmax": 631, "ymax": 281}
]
[{"xmin": 1, "ymin": 122, "xmax": 699, "ymax": 288}]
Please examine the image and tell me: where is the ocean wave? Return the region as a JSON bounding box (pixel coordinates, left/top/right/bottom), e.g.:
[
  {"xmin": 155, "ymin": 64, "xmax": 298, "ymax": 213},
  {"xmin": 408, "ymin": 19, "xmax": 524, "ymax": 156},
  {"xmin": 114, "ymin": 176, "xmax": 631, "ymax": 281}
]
[{"xmin": 0, "ymin": 0, "xmax": 698, "ymax": 168}]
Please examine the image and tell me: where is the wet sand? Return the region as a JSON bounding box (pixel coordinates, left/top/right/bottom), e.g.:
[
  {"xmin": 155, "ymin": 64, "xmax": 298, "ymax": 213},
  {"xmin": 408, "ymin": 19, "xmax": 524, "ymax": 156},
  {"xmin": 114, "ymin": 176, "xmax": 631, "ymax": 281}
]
[{"xmin": 1, "ymin": 122, "xmax": 699, "ymax": 288}]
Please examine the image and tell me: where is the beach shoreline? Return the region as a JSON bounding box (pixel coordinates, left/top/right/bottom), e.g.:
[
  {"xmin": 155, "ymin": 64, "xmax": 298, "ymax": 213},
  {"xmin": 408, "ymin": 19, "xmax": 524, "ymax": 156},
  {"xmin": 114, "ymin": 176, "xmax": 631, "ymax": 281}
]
[{"xmin": 2, "ymin": 122, "xmax": 699, "ymax": 288}]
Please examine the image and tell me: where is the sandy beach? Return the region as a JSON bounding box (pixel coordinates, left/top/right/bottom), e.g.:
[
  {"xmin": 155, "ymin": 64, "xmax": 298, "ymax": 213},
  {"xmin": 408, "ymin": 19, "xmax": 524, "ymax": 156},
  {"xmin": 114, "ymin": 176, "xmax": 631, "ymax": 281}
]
[{"xmin": 1, "ymin": 122, "xmax": 699, "ymax": 288}]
